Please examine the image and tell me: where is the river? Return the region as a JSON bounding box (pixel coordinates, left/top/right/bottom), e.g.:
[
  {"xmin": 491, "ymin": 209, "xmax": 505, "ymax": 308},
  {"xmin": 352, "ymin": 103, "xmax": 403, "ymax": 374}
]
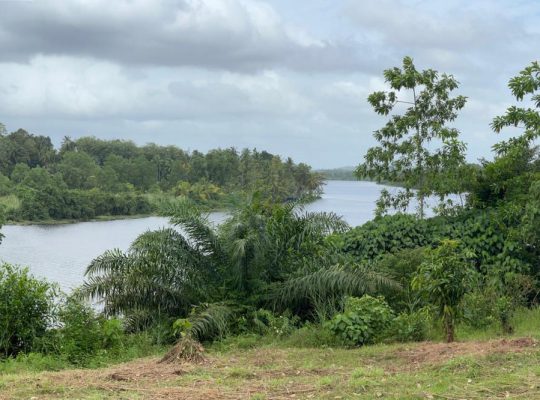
[{"xmin": 0, "ymin": 180, "xmax": 402, "ymax": 290}]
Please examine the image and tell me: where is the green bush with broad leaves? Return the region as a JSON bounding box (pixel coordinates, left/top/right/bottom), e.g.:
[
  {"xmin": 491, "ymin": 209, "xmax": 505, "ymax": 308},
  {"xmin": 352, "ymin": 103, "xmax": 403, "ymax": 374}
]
[
  {"xmin": 340, "ymin": 214, "xmax": 438, "ymax": 262},
  {"xmin": 0, "ymin": 263, "xmax": 56, "ymax": 357},
  {"xmin": 326, "ymin": 295, "xmax": 394, "ymax": 346}
]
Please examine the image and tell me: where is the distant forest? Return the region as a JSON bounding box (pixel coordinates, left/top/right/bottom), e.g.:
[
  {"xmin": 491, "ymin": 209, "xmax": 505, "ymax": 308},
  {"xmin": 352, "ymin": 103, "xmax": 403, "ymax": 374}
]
[
  {"xmin": 317, "ymin": 166, "xmax": 357, "ymax": 181},
  {"xmin": 0, "ymin": 127, "xmax": 323, "ymax": 222}
]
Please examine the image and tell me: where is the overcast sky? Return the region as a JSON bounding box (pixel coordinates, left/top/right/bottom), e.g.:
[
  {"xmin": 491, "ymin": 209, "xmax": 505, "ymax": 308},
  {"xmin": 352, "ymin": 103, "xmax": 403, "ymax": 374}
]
[{"xmin": 0, "ymin": 0, "xmax": 538, "ymax": 168}]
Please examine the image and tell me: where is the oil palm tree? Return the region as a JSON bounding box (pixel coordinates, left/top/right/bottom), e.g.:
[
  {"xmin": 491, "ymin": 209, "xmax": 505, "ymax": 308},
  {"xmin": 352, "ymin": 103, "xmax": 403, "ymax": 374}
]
[{"xmin": 82, "ymin": 196, "xmax": 397, "ymax": 339}]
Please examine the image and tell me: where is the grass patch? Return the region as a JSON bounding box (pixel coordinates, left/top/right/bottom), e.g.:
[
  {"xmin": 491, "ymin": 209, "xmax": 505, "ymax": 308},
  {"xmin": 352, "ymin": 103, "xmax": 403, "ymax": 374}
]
[{"xmin": 2, "ymin": 307, "xmax": 540, "ymax": 399}]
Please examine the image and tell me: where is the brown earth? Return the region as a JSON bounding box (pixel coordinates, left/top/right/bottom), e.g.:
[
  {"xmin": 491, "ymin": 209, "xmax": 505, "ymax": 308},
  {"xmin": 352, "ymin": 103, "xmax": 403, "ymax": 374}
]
[{"xmin": 2, "ymin": 337, "xmax": 539, "ymax": 400}]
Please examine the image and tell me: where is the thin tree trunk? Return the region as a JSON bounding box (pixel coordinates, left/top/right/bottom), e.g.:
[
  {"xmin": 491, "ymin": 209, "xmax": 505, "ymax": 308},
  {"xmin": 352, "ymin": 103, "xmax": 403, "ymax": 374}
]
[
  {"xmin": 444, "ymin": 313, "xmax": 454, "ymax": 343},
  {"xmin": 412, "ymin": 86, "xmax": 425, "ymax": 219}
]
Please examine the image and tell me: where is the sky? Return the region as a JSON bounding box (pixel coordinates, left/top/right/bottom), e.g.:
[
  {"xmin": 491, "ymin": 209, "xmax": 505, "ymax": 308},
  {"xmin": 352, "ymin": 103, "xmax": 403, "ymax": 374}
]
[{"xmin": 0, "ymin": 0, "xmax": 539, "ymax": 168}]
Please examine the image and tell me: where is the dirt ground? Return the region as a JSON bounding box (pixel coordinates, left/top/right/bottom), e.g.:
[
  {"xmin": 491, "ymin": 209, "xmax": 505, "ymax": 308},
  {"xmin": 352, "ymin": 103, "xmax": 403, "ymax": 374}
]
[{"xmin": 2, "ymin": 337, "xmax": 539, "ymax": 400}]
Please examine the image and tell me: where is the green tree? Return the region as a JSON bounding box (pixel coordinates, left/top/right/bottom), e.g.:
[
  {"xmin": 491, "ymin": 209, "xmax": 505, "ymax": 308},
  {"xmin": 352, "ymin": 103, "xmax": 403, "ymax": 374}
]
[
  {"xmin": 492, "ymin": 61, "xmax": 540, "ymax": 153},
  {"xmin": 56, "ymin": 151, "xmax": 100, "ymax": 189},
  {"xmin": 412, "ymin": 240, "xmax": 473, "ymax": 342},
  {"xmin": 80, "ymin": 198, "xmax": 392, "ymax": 338},
  {"xmin": 357, "ymin": 56, "xmax": 467, "ymax": 218}
]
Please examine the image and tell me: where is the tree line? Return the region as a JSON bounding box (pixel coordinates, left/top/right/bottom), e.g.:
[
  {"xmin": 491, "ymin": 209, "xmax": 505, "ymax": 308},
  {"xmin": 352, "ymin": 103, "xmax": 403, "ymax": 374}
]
[{"xmin": 0, "ymin": 132, "xmax": 323, "ymax": 221}]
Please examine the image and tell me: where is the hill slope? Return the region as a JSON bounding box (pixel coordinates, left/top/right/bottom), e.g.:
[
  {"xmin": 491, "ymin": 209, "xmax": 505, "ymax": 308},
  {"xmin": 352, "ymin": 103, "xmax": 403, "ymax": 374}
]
[{"xmin": 2, "ymin": 336, "xmax": 539, "ymax": 399}]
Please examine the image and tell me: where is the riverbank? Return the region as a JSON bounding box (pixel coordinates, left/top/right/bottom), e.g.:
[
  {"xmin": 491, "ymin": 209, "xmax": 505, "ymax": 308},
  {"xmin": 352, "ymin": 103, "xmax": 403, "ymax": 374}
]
[{"xmin": 4, "ymin": 213, "xmax": 157, "ymax": 226}]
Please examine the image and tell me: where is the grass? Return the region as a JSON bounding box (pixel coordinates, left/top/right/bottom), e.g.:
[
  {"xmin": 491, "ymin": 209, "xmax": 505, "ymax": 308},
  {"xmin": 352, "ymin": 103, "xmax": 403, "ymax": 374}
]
[
  {"xmin": 2, "ymin": 308, "xmax": 540, "ymax": 399},
  {"xmin": 2, "ymin": 337, "xmax": 539, "ymax": 399}
]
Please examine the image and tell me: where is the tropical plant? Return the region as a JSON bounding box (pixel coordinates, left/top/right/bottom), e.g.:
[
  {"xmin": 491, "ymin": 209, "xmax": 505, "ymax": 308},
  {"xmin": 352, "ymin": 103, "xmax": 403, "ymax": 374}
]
[
  {"xmin": 326, "ymin": 295, "xmax": 394, "ymax": 346},
  {"xmin": 82, "ymin": 196, "xmax": 397, "ymax": 341},
  {"xmin": 492, "ymin": 61, "xmax": 540, "ymax": 153},
  {"xmin": 340, "ymin": 213, "xmax": 436, "ymax": 262},
  {"xmin": 357, "ymin": 56, "xmax": 468, "ymax": 218},
  {"xmin": 0, "ymin": 263, "xmax": 56, "ymax": 357},
  {"xmin": 412, "ymin": 240, "xmax": 474, "ymax": 342}
]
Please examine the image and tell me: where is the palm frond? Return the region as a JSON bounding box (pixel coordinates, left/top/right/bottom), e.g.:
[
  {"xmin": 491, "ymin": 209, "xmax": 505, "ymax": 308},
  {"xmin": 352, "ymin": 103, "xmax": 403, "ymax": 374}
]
[
  {"xmin": 273, "ymin": 264, "xmax": 400, "ymax": 313},
  {"xmin": 187, "ymin": 303, "xmax": 235, "ymax": 341},
  {"xmin": 164, "ymin": 197, "xmax": 224, "ymax": 259}
]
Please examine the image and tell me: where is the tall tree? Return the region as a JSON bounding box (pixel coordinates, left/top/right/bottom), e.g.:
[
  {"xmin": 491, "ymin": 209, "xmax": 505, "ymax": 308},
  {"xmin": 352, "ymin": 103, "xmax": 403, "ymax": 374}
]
[
  {"xmin": 492, "ymin": 61, "xmax": 540, "ymax": 154},
  {"xmin": 357, "ymin": 56, "xmax": 467, "ymax": 218}
]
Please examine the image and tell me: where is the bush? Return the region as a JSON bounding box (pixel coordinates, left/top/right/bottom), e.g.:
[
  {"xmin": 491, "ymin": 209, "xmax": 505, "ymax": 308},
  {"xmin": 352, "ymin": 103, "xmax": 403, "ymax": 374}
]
[
  {"xmin": 0, "ymin": 263, "xmax": 56, "ymax": 357},
  {"xmin": 341, "ymin": 213, "xmax": 437, "ymax": 262},
  {"xmin": 462, "ymin": 290, "xmax": 496, "ymax": 329},
  {"xmin": 43, "ymin": 297, "xmax": 124, "ymax": 365},
  {"xmin": 385, "ymin": 308, "xmax": 432, "ymax": 343},
  {"xmin": 284, "ymin": 323, "xmax": 346, "ymax": 348},
  {"xmin": 326, "ymin": 295, "xmax": 394, "ymax": 346},
  {"xmin": 245, "ymin": 309, "xmax": 299, "ymax": 337}
]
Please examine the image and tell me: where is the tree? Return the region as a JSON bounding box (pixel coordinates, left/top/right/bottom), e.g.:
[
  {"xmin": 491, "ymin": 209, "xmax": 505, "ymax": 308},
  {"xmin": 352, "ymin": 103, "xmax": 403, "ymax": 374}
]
[
  {"xmin": 80, "ymin": 198, "xmax": 393, "ymax": 337},
  {"xmin": 56, "ymin": 151, "xmax": 100, "ymax": 189},
  {"xmin": 492, "ymin": 61, "xmax": 540, "ymax": 154},
  {"xmin": 412, "ymin": 240, "xmax": 473, "ymax": 342},
  {"xmin": 357, "ymin": 56, "xmax": 467, "ymax": 218}
]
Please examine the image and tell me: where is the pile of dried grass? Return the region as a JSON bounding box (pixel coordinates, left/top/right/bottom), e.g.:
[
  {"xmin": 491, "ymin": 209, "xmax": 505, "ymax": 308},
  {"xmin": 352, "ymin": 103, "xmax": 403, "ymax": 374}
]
[{"xmin": 159, "ymin": 336, "xmax": 206, "ymax": 364}]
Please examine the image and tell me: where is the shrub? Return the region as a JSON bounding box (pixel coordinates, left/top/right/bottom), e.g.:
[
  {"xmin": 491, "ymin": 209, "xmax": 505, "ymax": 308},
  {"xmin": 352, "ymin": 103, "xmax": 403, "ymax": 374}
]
[
  {"xmin": 374, "ymin": 247, "xmax": 427, "ymax": 312},
  {"xmin": 340, "ymin": 214, "xmax": 436, "ymax": 262},
  {"xmin": 385, "ymin": 308, "xmax": 432, "ymax": 343},
  {"xmin": 0, "ymin": 263, "xmax": 56, "ymax": 357},
  {"xmin": 326, "ymin": 295, "xmax": 394, "ymax": 346},
  {"xmin": 412, "ymin": 240, "xmax": 474, "ymax": 342},
  {"xmin": 462, "ymin": 290, "xmax": 496, "ymax": 329},
  {"xmin": 284, "ymin": 323, "xmax": 346, "ymax": 348},
  {"xmin": 46, "ymin": 297, "xmax": 123, "ymax": 365},
  {"xmin": 248, "ymin": 309, "xmax": 299, "ymax": 337}
]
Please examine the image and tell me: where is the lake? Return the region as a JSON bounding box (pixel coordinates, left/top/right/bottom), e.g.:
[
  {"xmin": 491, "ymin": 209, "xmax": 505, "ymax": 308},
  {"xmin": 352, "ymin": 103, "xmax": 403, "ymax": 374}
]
[{"xmin": 0, "ymin": 180, "xmax": 397, "ymax": 290}]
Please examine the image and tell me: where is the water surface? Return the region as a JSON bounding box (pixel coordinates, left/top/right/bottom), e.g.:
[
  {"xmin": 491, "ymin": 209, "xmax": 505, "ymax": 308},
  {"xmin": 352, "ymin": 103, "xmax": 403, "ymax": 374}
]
[{"xmin": 0, "ymin": 180, "xmax": 390, "ymax": 290}]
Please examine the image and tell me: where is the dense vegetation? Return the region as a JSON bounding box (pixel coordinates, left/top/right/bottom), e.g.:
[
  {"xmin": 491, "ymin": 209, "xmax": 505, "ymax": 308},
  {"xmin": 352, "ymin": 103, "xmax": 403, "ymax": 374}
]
[
  {"xmin": 0, "ymin": 131, "xmax": 323, "ymax": 222},
  {"xmin": 317, "ymin": 166, "xmax": 356, "ymax": 180},
  {"xmin": 1, "ymin": 58, "xmax": 540, "ymax": 384}
]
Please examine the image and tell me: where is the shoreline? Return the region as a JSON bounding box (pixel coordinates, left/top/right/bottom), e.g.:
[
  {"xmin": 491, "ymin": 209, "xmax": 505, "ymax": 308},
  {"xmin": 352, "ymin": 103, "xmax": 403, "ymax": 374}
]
[{"xmin": 4, "ymin": 213, "xmax": 158, "ymax": 226}]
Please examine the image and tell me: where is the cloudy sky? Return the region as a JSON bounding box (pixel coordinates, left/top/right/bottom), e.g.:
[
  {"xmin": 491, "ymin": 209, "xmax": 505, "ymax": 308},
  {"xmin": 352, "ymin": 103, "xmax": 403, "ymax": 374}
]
[{"xmin": 0, "ymin": 0, "xmax": 538, "ymax": 168}]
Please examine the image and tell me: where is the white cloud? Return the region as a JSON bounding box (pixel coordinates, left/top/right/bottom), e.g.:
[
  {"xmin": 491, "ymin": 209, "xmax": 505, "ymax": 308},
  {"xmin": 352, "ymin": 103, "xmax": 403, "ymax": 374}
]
[
  {"xmin": 0, "ymin": 0, "xmax": 359, "ymax": 72},
  {"xmin": 0, "ymin": 55, "xmax": 311, "ymax": 120}
]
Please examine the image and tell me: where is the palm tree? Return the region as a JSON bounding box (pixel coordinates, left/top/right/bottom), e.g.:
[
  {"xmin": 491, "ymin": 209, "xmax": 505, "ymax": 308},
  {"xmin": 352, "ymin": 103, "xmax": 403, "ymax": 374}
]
[{"xmin": 82, "ymin": 196, "xmax": 397, "ymax": 339}]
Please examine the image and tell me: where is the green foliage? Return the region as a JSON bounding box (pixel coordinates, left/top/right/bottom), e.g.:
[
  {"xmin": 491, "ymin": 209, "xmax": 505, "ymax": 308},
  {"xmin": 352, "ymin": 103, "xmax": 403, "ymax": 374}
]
[
  {"xmin": 522, "ymin": 180, "xmax": 540, "ymax": 259},
  {"xmin": 49, "ymin": 297, "xmax": 122, "ymax": 365},
  {"xmin": 461, "ymin": 290, "xmax": 496, "ymax": 329},
  {"xmin": 385, "ymin": 307, "xmax": 432, "ymax": 343},
  {"xmin": 327, "ymin": 295, "xmax": 394, "ymax": 346},
  {"xmin": 0, "ymin": 131, "xmax": 323, "ymax": 222},
  {"xmin": 492, "ymin": 61, "xmax": 540, "ymax": 153},
  {"xmin": 412, "ymin": 240, "xmax": 474, "ymax": 342},
  {"xmin": 373, "ymin": 247, "xmax": 428, "ymax": 313},
  {"xmin": 357, "ymin": 56, "xmax": 468, "ymax": 218},
  {"xmin": 341, "ymin": 213, "xmax": 435, "ymax": 262},
  {"xmin": 0, "ymin": 263, "xmax": 56, "ymax": 357},
  {"xmin": 243, "ymin": 309, "xmax": 299, "ymax": 337},
  {"xmin": 283, "ymin": 323, "xmax": 346, "ymax": 348},
  {"xmin": 82, "ymin": 198, "xmax": 357, "ymax": 342}
]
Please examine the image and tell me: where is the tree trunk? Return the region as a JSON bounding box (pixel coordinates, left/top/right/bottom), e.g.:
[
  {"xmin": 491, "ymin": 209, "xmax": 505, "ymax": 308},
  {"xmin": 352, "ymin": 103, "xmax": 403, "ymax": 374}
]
[{"xmin": 444, "ymin": 313, "xmax": 454, "ymax": 343}]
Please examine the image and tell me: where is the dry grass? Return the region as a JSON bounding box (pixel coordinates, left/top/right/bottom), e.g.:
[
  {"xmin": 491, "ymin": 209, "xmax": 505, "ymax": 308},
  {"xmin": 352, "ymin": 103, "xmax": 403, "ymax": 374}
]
[{"xmin": 1, "ymin": 337, "xmax": 540, "ymax": 399}]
